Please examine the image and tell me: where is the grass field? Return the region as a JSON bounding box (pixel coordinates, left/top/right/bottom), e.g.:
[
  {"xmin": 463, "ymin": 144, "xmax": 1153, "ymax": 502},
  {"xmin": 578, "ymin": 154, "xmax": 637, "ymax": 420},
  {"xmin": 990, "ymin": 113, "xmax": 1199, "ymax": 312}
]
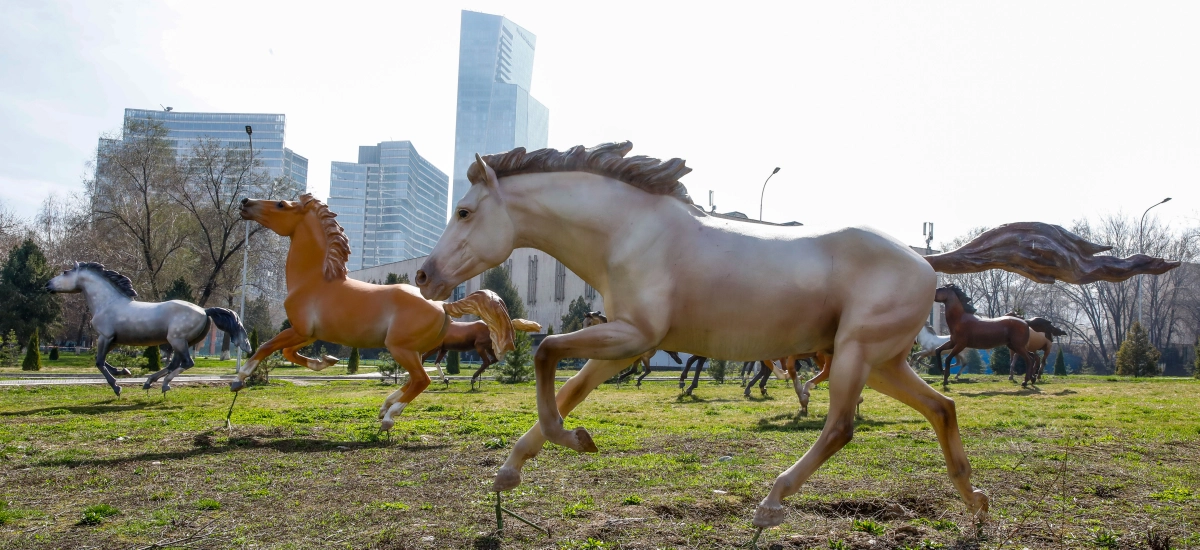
[
  {"xmin": 0, "ymin": 351, "xmax": 491, "ymax": 377},
  {"xmin": 0, "ymin": 374, "xmax": 1198, "ymax": 549}
]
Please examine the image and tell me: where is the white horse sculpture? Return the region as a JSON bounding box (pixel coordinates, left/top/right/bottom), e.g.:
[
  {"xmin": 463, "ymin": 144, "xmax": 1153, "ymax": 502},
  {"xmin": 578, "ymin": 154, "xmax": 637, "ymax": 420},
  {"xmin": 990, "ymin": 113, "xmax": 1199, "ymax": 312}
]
[
  {"xmin": 413, "ymin": 142, "xmax": 1177, "ymax": 535},
  {"xmin": 47, "ymin": 262, "xmax": 250, "ymax": 395}
]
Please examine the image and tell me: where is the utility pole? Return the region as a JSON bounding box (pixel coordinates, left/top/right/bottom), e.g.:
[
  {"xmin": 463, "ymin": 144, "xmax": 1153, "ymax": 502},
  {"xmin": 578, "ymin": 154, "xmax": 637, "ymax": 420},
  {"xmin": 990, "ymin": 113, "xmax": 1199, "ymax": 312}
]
[{"xmin": 237, "ymin": 125, "xmax": 253, "ymax": 371}]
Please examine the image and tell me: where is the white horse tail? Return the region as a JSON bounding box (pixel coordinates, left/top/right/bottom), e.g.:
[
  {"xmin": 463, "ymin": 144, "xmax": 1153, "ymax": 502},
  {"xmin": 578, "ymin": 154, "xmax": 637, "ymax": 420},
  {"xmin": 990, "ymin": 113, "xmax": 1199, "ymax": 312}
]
[{"xmin": 206, "ymin": 308, "xmax": 252, "ymax": 353}]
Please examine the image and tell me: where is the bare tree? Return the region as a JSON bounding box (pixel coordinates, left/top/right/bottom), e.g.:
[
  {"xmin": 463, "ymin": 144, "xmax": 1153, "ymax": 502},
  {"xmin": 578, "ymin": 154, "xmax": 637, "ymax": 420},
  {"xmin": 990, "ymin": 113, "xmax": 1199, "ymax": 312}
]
[
  {"xmin": 87, "ymin": 121, "xmax": 189, "ymax": 300},
  {"xmin": 0, "ymin": 199, "xmax": 28, "ymax": 254},
  {"xmin": 170, "ymin": 137, "xmax": 289, "ymax": 307}
]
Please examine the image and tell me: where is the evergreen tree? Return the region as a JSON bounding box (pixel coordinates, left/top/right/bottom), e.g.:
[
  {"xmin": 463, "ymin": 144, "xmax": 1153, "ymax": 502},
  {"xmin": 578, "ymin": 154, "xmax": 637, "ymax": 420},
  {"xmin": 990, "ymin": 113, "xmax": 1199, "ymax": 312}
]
[
  {"xmin": 546, "ymin": 325, "xmax": 555, "ymax": 336},
  {"xmin": 1194, "ymin": 336, "xmax": 1199, "ymax": 379},
  {"xmin": 964, "ymin": 349, "xmax": 984, "ymax": 374},
  {"xmin": 2, "ymin": 330, "xmax": 19, "ymax": 367},
  {"xmin": 0, "ymin": 239, "xmax": 61, "ymax": 342},
  {"xmin": 481, "ymin": 265, "xmax": 526, "ymax": 319},
  {"xmin": 560, "ymin": 296, "xmax": 593, "ymax": 334},
  {"xmin": 1116, "ymin": 322, "xmax": 1161, "ymax": 377},
  {"xmin": 445, "ymin": 350, "xmax": 461, "ymax": 375},
  {"xmin": 249, "ymin": 328, "xmax": 260, "ymax": 354},
  {"xmin": 347, "ymin": 347, "xmax": 359, "ymax": 374},
  {"xmin": 143, "ymin": 345, "xmax": 161, "ymax": 373},
  {"xmin": 163, "ymin": 277, "xmax": 195, "ymax": 303},
  {"xmin": 709, "ymin": 359, "xmax": 728, "ymax": 384},
  {"xmin": 21, "ymin": 328, "xmax": 40, "ymax": 371},
  {"xmin": 989, "ymin": 346, "xmax": 1010, "ymax": 375},
  {"xmin": 384, "ymin": 272, "xmax": 410, "ymax": 285},
  {"xmin": 1053, "ymin": 348, "xmax": 1067, "ymax": 376},
  {"xmin": 497, "ymin": 331, "xmax": 532, "ymax": 383},
  {"xmin": 49, "ymin": 346, "xmax": 59, "ymax": 361}
]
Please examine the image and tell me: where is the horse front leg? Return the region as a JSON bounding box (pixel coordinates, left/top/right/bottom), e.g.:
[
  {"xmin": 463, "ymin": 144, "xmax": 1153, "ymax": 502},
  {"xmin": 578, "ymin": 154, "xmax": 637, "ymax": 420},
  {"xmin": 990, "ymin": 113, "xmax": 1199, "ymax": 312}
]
[
  {"xmin": 378, "ymin": 349, "xmax": 429, "ymax": 430},
  {"xmin": 282, "ymin": 343, "xmax": 337, "ymax": 372},
  {"xmin": 93, "ymin": 336, "xmax": 121, "ymax": 396},
  {"xmin": 158, "ymin": 338, "xmax": 195, "ymax": 394},
  {"xmin": 232, "ymin": 328, "xmax": 309, "ymax": 391},
  {"xmin": 495, "ymin": 358, "xmax": 638, "ymax": 491},
  {"xmin": 686, "ymin": 356, "xmax": 706, "ymax": 395},
  {"xmin": 470, "ymin": 345, "xmax": 492, "ymax": 390},
  {"xmin": 531, "ymin": 321, "xmax": 659, "ymax": 453}
]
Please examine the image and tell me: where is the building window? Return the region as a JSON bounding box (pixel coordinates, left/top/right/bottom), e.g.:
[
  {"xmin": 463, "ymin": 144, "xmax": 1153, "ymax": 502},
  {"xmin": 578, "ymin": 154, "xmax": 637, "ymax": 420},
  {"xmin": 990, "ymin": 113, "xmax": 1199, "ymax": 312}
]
[
  {"xmin": 585, "ymin": 283, "xmax": 596, "ymax": 301},
  {"xmin": 452, "ymin": 283, "xmax": 466, "ymax": 302},
  {"xmin": 527, "ymin": 255, "xmax": 538, "ymax": 304},
  {"xmin": 554, "ymin": 260, "xmax": 566, "ymax": 301}
]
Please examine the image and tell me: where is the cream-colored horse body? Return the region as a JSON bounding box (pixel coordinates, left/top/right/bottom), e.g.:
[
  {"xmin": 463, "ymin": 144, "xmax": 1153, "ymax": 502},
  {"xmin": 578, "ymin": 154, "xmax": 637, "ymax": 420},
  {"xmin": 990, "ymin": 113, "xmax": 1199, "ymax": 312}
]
[{"xmin": 417, "ymin": 160, "xmax": 977, "ymax": 527}]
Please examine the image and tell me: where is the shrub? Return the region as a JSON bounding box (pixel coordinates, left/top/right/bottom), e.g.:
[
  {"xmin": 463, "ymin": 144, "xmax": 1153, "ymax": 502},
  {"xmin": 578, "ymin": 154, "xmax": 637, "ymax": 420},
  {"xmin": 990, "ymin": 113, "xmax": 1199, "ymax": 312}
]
[
  {"xmin": 445, "ymin": 350, "xmax": 460, "ymax": 375},
  {"xmin": 143, "ymin": 346, "xmax": 161, "ymax": 373},
  {"xmin": 48, "ymin": 346, "xmax": 59, "ymax": 361},
  {"xmin": 709, "ymin": 359, "xmax": 727, "ymax": 384},
  {"xmin": 1115, "ymin": 322, "xmax": 1160, "ymax": 377},
  {"xmin": 78, "ymin": 504, "xmax": 120, "ymax": 525},
  {"xmin": 347, "ymin": 348, "xmax": 360, "ymax": 375},
  {"xmin": 377, "ymin": 351, "xmax": 400, "ymax": 382},
  {"xmin": 496, "ymin": 332, "xmax": 532, "ymax": 383},
  {"xmin": 1053, "ymin": 348, "xmax": 1067, "ymax": 376},
  {"xmin": 2, "ymin": 330, "xmax": 19, "ymax": 367},
  {"xmin": 21, "ymin": 328, "xmax": 39, "ymax": 371}
]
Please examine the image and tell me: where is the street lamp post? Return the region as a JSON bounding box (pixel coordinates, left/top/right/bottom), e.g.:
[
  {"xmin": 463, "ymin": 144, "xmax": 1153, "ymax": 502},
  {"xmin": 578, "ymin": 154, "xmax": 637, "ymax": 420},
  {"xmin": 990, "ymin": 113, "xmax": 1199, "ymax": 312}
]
[
  {"xmin": 758, "ymin": 167, "xmax": 781, "ymax": 221},
  {"xmin": 237, "ymin": 125, "xmax": 253, "ymax": 371},
  {"xmin": 1135, "ymin": 197, "xmax": 1171, "ymax": 326}
]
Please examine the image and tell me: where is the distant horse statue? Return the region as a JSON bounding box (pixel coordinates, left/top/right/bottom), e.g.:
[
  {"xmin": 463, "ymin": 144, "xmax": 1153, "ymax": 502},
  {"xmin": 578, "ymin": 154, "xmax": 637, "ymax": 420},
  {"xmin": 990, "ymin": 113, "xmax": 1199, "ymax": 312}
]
[
  {"xmin": 933, "ymin": 285, "xmax": 1036, "ymax": 387},
  {"xmin": 236, "ymin": 194, "xmax": 516, "ymax": 430},
  {"xmin": 988, "ymin": 312, "xmax": 1068, "ymax": 382},
  {"xmin": 913, "ymin": 324, "xmax": 951, "ymax": 360},
  {"xmin": 46, "ymin": 262, "xmax": 250, "ymax": 396},
  {"xmin": 414, "ymin": 142, "xmax": 1177, "ymax": 535},
  {"xmin": 423, "ymin": 318, "xmax": 542, "ymax": 390}
]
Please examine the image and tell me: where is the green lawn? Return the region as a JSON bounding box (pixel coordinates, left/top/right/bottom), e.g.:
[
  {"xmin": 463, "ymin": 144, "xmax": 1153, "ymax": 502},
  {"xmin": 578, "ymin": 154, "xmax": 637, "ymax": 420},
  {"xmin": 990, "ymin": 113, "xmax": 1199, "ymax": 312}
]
[
  {"xmin": 0, "ymin": 375, "xmax": 1197, "ymax": 549},
  {"xmin": 2, "ymin": 351, "xmax": 496, "ymax": 376}
]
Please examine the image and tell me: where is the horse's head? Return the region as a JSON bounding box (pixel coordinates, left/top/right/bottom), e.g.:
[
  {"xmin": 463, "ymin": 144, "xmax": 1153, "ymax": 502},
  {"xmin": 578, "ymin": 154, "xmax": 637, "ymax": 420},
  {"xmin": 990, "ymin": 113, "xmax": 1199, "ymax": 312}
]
[
  {"xmin": 46, "ymin": 262, "xmax": 84, "ymax": 293},
  {"xmin": 240, "ymin": 197, "xmax": 308, "ymax": 236},
  {"xmin": 933, "ymin": 286, "xmax": 954, "ymax": 305},
  {"xmin": 417, "ymin": 155, "xmax": 516, "ymax": 300},
  {"xmin": 583, "ymin": 311, "xmax": 608, "ymax": 328}
]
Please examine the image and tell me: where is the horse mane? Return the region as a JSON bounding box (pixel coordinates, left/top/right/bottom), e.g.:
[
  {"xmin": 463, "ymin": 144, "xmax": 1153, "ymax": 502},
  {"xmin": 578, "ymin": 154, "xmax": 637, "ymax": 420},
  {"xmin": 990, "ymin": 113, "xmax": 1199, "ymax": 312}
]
[
  {"xmin": 468, "ymin": 142, "xmax": 695, "ymax": 205},
  {"xmin": 299, "ymin": 194, "xmax": 351, "ymax": 281},
  {"xmin": 940, "ymin": 283, "xmax": 977, "ymax": 314},
  {"xmin": 76, "ymin": 262, "xmax": 137, "ymax": 298}
]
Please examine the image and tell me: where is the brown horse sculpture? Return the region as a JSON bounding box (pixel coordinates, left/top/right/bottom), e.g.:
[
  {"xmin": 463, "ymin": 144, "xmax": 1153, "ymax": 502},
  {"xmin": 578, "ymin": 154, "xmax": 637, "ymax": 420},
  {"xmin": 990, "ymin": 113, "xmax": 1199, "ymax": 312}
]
[
  {"xmin": 986, "ymin": 312, "xmax": 1068, "ymax": 382},
  {"xmin": 933, "ymin": 284, "xmax": 1037, "ymax": 387},
  {"xmin": 236, "ymin": 194, "xmax": 517, "ymax": 430},
  {"xmin": 423, "ymin": 318, "xmax": 542, "ymax": 390}
]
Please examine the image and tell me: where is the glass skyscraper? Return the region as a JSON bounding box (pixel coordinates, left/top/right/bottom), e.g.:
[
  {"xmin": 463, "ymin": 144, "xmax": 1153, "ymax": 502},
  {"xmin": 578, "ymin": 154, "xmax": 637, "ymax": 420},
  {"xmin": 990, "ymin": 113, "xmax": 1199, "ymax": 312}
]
[
  {"xmin": 328, "ymin": 141, "xmax": 449, "ymax": 271},
  {"xmin": 451, "ymin": 10, "xmax": 549, "ymax": 207},
  {"xmin": 112, "ymin": 108, "xmax": 308, "ymax": 196}
]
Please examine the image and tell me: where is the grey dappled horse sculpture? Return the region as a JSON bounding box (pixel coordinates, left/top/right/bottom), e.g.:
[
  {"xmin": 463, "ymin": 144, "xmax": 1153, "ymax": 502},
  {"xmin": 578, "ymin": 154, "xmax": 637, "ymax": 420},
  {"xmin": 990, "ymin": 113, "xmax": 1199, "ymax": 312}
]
[
  {"xmin": 414, "ymin": 141, "xmax": 1178, "ymax": 537},
  {"xmin": 46, "ymin": 262, "xmax": 250, "ymax": 396}
]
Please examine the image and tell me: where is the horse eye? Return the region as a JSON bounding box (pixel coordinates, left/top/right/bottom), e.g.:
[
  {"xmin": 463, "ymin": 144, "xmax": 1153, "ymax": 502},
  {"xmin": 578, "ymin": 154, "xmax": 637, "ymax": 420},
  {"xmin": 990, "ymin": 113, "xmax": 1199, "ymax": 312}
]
[
  {"xmin": 457, "ymin": 209, "xmax": 470, "ymax": 220},
  {"xmin": 277, "ymin": 201, "xmax": 286, "ymax": 208}
]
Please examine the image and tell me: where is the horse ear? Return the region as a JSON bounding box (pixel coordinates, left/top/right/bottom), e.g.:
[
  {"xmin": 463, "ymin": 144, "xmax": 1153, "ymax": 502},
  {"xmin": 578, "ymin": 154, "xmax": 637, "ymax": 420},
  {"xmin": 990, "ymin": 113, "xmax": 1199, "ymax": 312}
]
[{"xmin": 473, "ymin": 154, "xmax": 498, "ymax": 188}]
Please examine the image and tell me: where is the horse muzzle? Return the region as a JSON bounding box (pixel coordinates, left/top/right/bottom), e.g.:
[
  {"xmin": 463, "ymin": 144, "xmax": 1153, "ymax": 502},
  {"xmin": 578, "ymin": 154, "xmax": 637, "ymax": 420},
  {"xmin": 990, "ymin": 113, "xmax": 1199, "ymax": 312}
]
[{"xmin": 415, "ymin": 267, "xmax": 451, "ymax": 300}]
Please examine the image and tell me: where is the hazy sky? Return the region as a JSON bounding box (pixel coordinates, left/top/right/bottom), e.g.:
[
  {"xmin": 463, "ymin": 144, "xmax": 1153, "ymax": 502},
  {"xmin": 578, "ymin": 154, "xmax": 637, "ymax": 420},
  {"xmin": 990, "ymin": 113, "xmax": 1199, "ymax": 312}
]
[{"xmin": 2, "ymin": 1, "xmax": 1197, "ymax": 248}]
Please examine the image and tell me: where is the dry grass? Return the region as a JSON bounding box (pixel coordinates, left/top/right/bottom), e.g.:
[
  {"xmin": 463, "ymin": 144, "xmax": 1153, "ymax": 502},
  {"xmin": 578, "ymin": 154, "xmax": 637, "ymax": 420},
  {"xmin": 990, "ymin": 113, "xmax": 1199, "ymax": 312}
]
[{"xmin": 0, "ymin": 375, "xmax": 1197, "ymax": 549}]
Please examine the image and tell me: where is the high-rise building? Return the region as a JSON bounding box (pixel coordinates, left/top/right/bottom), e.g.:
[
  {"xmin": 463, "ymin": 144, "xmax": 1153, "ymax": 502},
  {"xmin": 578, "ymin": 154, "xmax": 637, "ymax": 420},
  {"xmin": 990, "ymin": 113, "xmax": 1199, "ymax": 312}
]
[
  {"xmin": 109, "ymin": 108, "xmax": 308, "ymax": 196},
  {"xmin": 451, "ymin": 10, "xmax": 549, "ymax": 208},
  {"xmin": 327, "ymin": 141, "xmax": 449, "ymax": 271}
]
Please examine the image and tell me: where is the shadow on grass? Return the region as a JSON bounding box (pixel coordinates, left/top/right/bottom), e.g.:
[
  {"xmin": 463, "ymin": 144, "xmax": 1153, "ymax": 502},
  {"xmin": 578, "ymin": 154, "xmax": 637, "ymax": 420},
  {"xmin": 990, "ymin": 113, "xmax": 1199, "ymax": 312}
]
[
  {"xmin": 473, "ymin": 535, "xmax": 501, "ymax": 549},
  {"xmin": 954, "ymin": 386, "xmax": 1044, "ymax": 398},
  {"xmin": 672, "ymin": 394, "xmax": 737, "ymax": 404},
  {"xmin": 0, "ymin": 400, "xmax": 170, "ymax": 417},
  {"xmin": 753, "ymin": 413, "xmax": 922, "ymax": 432},
  {"xmin": 35, "ymin": 430, "xmax": 448, "ymax": 468}
]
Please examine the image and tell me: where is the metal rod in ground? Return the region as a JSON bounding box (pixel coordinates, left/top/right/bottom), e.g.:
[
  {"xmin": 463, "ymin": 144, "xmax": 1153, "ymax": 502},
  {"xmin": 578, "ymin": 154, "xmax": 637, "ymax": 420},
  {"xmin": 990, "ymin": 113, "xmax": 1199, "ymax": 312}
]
[
  {"xmin": 493, "ymin": 492, "xmax": 549, "ymax": 537},
  {"xmin": 495, "ymin": 491, "xmax": 503, "ymax": 532},
  {"xmin": 741, "ymin": 527, "xmax": 764, "ymax": 548},
  {"xmin": 225, "ymin": 391, "xmax": 239, "ymax": 429}
]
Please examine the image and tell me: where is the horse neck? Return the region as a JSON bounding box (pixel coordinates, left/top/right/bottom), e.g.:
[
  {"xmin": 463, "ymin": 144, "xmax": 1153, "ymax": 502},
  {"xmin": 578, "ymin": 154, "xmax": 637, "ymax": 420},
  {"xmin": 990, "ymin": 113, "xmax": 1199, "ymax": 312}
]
[
  {"xmin": 501, "ymin": 172, "xmax": 683, "ymax": 287},
  {"xmin": 943, "ymin": 300, "xmax": 968, "ymax": 328},
  {"xmin": 285, "ymin": 214, "xmax": 331, "ymax": 289},
  {"xmin": 79, "ymin": 272, "xmax": 132, "ymax": 311}
]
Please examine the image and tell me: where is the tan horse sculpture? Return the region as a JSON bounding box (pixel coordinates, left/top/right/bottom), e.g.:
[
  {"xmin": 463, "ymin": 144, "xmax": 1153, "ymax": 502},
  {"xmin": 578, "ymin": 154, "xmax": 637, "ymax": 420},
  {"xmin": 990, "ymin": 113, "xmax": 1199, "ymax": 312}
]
[
  {"xmin": 413, "ymin": 142, "xmax": 1178, "ymax": 534},
  {"xmin": 235, "ymin": 195, "xmax": 516, "ymax": 429}
]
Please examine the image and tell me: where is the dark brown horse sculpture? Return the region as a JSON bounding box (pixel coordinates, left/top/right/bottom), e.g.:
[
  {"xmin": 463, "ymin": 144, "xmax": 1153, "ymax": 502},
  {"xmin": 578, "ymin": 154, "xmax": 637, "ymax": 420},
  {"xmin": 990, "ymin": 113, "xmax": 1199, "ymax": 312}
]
[
  {"xmin": 999, "ymin": 312, "xmax": 1068, "ymax": 382},
  {"xmin": 423, "ymin": 318, "xmax": 542, "ymax": 390},
  {"xmin": 934, "ymin": 284, "xmax": 1037, "ymax": 387}
]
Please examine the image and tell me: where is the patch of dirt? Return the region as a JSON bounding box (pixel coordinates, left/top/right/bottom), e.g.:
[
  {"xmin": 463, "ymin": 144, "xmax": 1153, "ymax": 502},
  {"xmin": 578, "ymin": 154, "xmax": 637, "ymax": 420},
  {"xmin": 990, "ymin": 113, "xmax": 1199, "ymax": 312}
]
[{"xmin": 799, "ymin": 496, "xmax": 941, "ymax": 520}]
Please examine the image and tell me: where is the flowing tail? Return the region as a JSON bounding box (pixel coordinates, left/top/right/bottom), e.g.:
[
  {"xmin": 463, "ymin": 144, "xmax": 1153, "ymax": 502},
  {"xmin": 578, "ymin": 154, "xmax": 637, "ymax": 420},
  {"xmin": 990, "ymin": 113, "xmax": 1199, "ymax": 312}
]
[
  {"xmin": 1027, "ymin": 317, "xmax": 1068, "ymax": 339},
  {"xmin": 924, "ymin": 221, "xmax": 1179, "ymax": 284},
  {"xmin": 205, "ymin": 307, "xmax": 252, "ymax": 353},
  {"xmin": 512, "ymin": 318, "xmax": 543, "ymax": 333},
  {"xmin": 443, "ymin": 290, "xmax": 517, "ymax": 357}
]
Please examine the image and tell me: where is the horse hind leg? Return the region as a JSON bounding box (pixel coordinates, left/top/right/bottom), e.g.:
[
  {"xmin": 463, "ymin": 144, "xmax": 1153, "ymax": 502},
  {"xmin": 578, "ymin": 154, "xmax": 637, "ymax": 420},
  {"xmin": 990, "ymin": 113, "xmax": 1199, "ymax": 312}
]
[
  {"xmin": 159, "ymin": 337, "xmax": 194, "ymax": 394},
  {"xmin": 636, "ymin": 358, "xmax": 653, "ymax": 388},
  {"xmin": 755, "ymin": 346, "xmax": 871, "ymax": 528},
  {"xmin": 379, "ymin": 349, "xmax": 430, "ymax": 431},
  {"xmin": 93, "ymin": 336, "xmax": 121, "ymax": 397},
  {"xmin": 685, "ymin": 357, "xmax": 706, "ymax": 396},
  {"xmin": 143, "ymin": 352, "xmax": 182, "ymax": 391},
  {"xmin": 864, "ymin": 354, "xmax": 989, "ymax": 520}
]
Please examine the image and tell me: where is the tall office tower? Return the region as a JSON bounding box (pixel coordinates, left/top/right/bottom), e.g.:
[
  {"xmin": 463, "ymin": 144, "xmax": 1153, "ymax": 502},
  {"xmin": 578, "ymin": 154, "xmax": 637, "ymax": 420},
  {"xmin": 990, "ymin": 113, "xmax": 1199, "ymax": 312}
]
[
  {"xmin": 107, "ymin": 108, "xmax": 308, "ymax": 196},
  {"xmin": 327, "ymin": 141, "xmax": 449, "ymax": 271},
  {"xmin": 451, "ymin": 10, "xmax": 549, "ymax": 208}
]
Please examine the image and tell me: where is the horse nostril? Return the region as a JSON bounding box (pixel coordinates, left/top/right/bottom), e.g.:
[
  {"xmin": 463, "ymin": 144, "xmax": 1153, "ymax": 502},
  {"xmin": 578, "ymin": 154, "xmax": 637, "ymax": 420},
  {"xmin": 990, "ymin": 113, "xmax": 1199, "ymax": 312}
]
[
  {"xmin": 415, "ymin": 270, "xmax": 428, "ymax": 286},
  {"xmin": 241, "ymin": 198, "xmax": 249, "ymax": 205}
]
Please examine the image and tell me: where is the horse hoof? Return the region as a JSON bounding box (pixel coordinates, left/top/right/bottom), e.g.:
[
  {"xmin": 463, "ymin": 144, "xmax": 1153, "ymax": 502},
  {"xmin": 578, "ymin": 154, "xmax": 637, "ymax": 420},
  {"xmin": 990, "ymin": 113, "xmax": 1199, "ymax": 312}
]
[
  {"xmin": 380, "ymin": 418, "xmax": 395, "ymax": 431},
  {"xmin": 968, "ymin": 489, "xmax": 990, "ymax": 521},
  {"xmin": 572, "ymin": 427, "xmax": 599, "ymax": 453},
  {"xmin": 229, "ymin": 380, "xmax": 244, "ymax": 392},
  {"xmin": 677, "ymin": 383, "xmax": 685, "ymax": 389},
  {"xmin": 161, "ymin": 386, "xmax": 170, "ymax": 394},
  {"xmin": 142, "ymin": 382, "xmax": 153, "ymax": 391},
  {"xmin": 752, "ymin": 502, "xmax": 787, "ymax": 528},
  {"xmin": 493, "ymin": 466, "xmax": 522, "ymax": 492},
  {"xmin": 112, "ymin": 385, "xmax": 122, "ymax": 397}
]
